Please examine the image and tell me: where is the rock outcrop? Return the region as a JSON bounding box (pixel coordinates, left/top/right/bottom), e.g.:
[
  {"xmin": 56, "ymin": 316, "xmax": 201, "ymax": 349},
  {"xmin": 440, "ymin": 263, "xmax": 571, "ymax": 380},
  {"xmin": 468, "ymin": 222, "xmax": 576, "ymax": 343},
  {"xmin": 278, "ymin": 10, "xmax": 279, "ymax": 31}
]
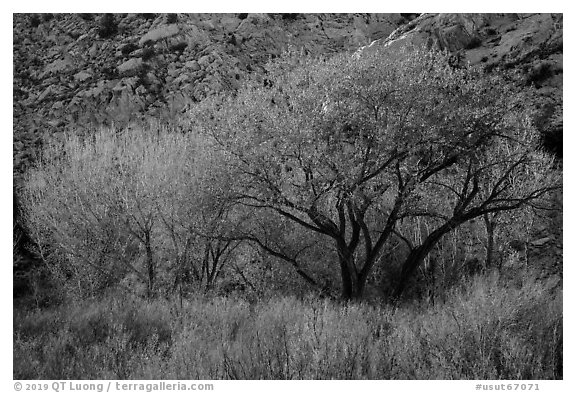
[
  {"xmin": 371, "ymin": 14, "xmax": 562, "ymax": 90},
  {"xmin": 358, "ymin": 13, "xmax": 563, "ymax": 160},
  {"xmin": 370, "ymin": 17, "xmax": 561, "ymax": 111},
  {"xmin": 13, "ymin": 13, "xmax": 411, "ymax": 176}
]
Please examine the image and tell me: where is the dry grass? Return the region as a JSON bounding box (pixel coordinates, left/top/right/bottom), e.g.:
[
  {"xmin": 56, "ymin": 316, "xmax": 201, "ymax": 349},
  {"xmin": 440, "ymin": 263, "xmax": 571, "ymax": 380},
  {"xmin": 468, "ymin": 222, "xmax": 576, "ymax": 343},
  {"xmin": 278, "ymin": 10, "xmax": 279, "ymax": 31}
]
[{"xmin": 14, "ymin": 269, "xmax": 561, "ymax": 380}]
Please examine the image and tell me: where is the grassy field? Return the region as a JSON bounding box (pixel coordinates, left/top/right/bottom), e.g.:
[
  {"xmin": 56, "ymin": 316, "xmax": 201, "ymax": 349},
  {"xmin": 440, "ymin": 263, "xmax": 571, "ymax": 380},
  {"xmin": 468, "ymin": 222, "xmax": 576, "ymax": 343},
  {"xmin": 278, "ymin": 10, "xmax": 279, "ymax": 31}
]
[{"xmin": 14, "ymin": 269, "xmax": 561, "ymax": 380}]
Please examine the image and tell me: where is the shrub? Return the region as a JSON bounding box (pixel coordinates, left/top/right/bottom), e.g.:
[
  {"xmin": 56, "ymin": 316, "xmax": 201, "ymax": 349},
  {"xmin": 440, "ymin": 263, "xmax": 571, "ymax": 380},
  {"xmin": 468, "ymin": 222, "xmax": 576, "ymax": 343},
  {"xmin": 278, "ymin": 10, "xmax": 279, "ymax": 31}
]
[
  {"xmin": 465, "ymin": 35, "xmax": 482, "ymax": 49},
  {"xmin": 526, "ymin": 62, "xmax": 555, "ymax": 86},
  {"xmin": 166, "ymin": 13, "xmax": 178, "ymax": 24},
  {"xmin": 281, "ymin": 13, "xmax": 300, "ymax": 21},
  {"xmin": 78, "ymin": 13, "xmax": 93, "ymax": 21},
  {"xmin": 98, "ymin": 13, "xmax": 118, "ymax": 38},
  {"xmin": 68, "ymin": 304, "xmax": 114, "ymax": 347},
  {"xmin": 21, "ymin": 126, "xmax": 236, "ymax": 300},
  {"xmin": 484, "ymin": 62, "xmax": 498, "ymax": 74},
  {"xmin": 14, "ymin": 308, "xmax": 61, "ymax": 341},
  {"xmin": 120, "ymin": 303, "xmax": 172, "ymax": 349},
  {"xmin": 120, "ymin": 42, "xmax": 138, "ymax": 56},
  {"xmin": 485, "ymin": 27, "xmax": 498, "ymax": 36},
  {"xmin": 13, "ymin": 271, "xmax": 562, "ymax": 379},
  {"xmin": 400, "ymin": 13, "xmax": 420, "ymax": 20},
  {"xmin": 29, "ymin": 14, "xmax": 40, "ymax": 28},
  {"xmin": 101, "ymin": 65, "xmax": 117, "ymax": 79},
  {"xmin": 141, "ymin": 47, "xmax": 155, "ymax": 61},
  {"xmin": 533, "ymin": 103, "xmax": 562, "ymax": 160},
  {"xmin": 140, "ymin": 13, "xmax": 156, "ymax": 21},
  {"xmin": 170, "ymin": 42, "xmax": 188, "ymax": 54}
]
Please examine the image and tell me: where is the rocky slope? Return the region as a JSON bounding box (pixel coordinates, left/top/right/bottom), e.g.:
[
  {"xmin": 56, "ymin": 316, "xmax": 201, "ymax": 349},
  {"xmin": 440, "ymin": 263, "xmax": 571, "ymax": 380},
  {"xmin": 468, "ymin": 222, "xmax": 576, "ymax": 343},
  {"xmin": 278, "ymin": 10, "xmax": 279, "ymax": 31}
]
[
  {"xmin": 13, "ymin": 13, "xmax": 562, "ymax": 177},
  {"xmin": 13, "ymin": 13, "xmax": 413, "ymax": 177},
  {"xmin": 365, "ymin": 13, "xmax": 563, "ymax": 157},
  {"xmin": 374, "ymin": 15, "xmax": 561, "ymax": 94}
]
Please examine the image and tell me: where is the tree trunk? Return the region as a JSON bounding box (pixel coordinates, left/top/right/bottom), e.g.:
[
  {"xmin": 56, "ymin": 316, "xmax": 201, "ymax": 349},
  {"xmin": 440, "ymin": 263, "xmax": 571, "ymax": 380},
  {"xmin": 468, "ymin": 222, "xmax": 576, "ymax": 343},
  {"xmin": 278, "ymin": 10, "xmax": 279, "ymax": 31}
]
[
  {"xmin": 357, "ymin": 252, "xmax": 378, "ymax": 298},
  {"xmin": 339, "ymin": 260, "xmax": 354, "ymax": 300},
  {"xmin": 339, "ymin": 253, "xmax": 364, "ymax": 301},
  {"xmin": 144, "ymin": 231, "xmax": 155, "ymax": 298},
  {"xmin": 392, "ymin": 246, "xmax": 431, "ymax": 299},
  {"xmin": 392, "ymin": 222, "xmax": 455, "ymax": 299},
  {"xmin": 338, "ymin": 247, "xmax": 363, "ymax": 300},
  {"xmin": 483, "ymin": 213, "xmax": 496, "ymax": 270}
]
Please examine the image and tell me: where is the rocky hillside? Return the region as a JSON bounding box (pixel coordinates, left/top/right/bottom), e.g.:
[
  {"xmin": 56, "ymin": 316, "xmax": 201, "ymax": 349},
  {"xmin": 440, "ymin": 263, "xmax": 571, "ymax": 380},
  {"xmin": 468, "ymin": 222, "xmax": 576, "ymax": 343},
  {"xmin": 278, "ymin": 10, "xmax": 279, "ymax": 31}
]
[
  {"xmin": 13, "ymin": 13, "xmax": 414, "ymax": 177},
  {"xmin": 14, "ymin": 13, "xmax": 563, "ymax": 165},
  {"xmin": 13, "ymin": 13, "xmax": 562, "ymax": 178},
  {"xmin": 367, "ymin": 13, "xmax": 563, "ymax": 157}
]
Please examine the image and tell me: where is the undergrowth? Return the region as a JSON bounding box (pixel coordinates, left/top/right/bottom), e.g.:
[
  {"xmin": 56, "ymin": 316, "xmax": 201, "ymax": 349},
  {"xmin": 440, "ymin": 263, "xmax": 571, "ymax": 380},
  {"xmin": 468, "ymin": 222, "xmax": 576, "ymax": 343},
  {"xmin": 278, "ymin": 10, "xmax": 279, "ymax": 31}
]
[{"xmin": 14, "ymin": 269, "xmax": 562, "ymax": 379}]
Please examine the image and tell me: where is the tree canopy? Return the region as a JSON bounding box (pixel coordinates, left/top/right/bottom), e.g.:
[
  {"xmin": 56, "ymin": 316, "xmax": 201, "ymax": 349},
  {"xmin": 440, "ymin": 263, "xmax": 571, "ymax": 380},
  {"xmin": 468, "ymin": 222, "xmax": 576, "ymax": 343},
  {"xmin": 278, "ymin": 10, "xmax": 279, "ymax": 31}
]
[{"xmin": 192, "ymin": 47, "xmax": 559, "ymax": 300}]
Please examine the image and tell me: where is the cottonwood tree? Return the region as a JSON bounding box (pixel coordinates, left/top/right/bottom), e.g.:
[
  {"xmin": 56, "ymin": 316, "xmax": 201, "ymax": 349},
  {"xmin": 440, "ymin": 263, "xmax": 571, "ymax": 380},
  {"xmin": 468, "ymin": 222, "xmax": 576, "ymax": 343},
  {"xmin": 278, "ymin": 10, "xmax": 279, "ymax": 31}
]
[
  {"xmin": 192, "ymin": 47, "xmax": 560, "ymax": 300},
  {"xmin": 22, "ymin": 130, "xmax": 144, "ymax": 298},
  {"xmin": 22, "ymin": 125, "xmax": 242, "ymax": 299}
]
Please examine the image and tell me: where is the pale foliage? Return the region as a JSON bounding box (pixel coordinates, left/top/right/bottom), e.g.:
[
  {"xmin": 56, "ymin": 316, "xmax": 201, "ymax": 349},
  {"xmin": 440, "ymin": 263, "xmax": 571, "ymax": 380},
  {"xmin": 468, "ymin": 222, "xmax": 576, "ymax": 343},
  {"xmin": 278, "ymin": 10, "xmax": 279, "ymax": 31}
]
[{"xmin": 22, "ymin": 125, "xmax": 234, "ymax": 298}]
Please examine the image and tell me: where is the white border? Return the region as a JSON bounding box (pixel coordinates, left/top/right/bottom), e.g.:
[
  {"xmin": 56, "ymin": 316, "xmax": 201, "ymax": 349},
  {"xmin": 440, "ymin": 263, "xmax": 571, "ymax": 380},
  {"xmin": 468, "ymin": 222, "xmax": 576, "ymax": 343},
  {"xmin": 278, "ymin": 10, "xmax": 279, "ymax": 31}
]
[{"xmin": 3, "ymin": 3, "xmax": 572, "ymax": 391}]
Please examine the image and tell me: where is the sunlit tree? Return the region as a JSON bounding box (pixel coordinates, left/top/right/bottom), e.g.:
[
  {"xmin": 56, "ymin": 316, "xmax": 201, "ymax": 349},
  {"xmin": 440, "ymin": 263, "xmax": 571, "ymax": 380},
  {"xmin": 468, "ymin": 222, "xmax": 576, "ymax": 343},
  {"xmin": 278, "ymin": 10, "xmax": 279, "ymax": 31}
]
[
  {"xmin": 21, "ymin": 125, "xmax": 242, "ymax": 299},
  {"xmin": 193, "ymin": 47, "xmax": 560, "ymax": 300}
]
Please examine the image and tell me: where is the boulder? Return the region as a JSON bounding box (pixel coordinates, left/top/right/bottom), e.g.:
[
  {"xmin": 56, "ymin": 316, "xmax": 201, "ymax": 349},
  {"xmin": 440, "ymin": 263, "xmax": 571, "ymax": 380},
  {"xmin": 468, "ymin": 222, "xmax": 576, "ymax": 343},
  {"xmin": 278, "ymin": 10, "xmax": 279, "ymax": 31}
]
[
  {"xmin": 112, "ymin": 77, "xmax": 139, "ymax": 93},
  {"xmin": 41, "ymin": 58, "xmax": 73, "ymax": 77},
  {"xmin": 220, "ymin": 15, "xmax": 241, "ymax": 33},
  {"xmin": 167, "ymin": 67, "xmax": 179, "ymax": 78},
  {"xmin": 117, "ymin": 58, "xmax": 144, "ymax": 75},
  {"xmin": 135, "ymin": 85, "xmax": 147, "ymax": 95},
  {"xmin": 139, "ymin": 24, "xmax": 180, "ymax": 46},
  {"xmin": 37, "ymin": 85, "xmax": 54, "ymax": 102},
  {"xmin": 198, "ymin": 54, "xmax": 211, "ymax": 67},
  {"xmin": 184, "ymin": 60, "xmax": 200, "ymax": 71},
  {"xmin": 173, "ymin": 74, "xmax": 190, "ymax": 86},
  {"xmin": 531, "ymin": 237, "xmax": 553, "ymax": 247},
  {"xmin": 73, "ymin": 71, "xmax": 92, "ymax": 82}
]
